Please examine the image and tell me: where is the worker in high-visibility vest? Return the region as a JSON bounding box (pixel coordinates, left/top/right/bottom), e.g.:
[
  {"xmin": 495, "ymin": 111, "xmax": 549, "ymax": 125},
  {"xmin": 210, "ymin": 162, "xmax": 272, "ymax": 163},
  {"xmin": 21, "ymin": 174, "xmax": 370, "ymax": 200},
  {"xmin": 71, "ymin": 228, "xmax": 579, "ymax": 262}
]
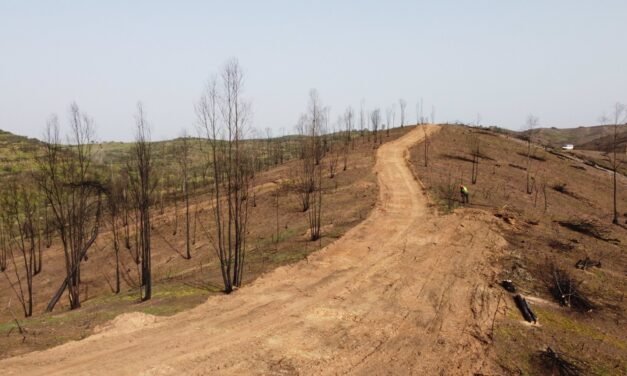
[{"xmin": 460, "ymin": 185, "xmax": 469, "ymax": 204}]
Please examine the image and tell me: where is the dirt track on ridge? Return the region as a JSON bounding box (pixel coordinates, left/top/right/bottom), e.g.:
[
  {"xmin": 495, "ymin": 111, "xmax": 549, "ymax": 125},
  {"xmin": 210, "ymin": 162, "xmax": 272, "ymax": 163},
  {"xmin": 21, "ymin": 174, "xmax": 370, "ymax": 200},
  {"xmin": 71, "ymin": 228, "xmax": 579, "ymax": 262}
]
[{"xmin": 1, "ymin": 125, "xmax": 507, "ymax": 375}]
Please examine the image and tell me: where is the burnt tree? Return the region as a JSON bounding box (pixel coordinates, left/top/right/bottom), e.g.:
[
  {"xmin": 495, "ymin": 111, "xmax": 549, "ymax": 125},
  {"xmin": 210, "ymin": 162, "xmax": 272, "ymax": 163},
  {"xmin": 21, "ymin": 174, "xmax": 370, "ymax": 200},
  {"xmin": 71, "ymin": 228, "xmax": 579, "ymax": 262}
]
[
  {"xmin": 128, "ymin": 102, "xmax": 156, "ymax": 302},
  {"xmin": 197, "ymin": 59, "xmax": 254, "ymax": 293},
  {"xmin": 0, "ymin": 180, "xmax": 39, "ymax": 317},
  {"xmin": 39, "ymin": 105, "xmax": 105, "ymax": 312},
  {"xmin": 525, "ymin": 115, "xmax": 539, "ymax": 194},
  {"xmin": 176, "ymin": 129, "xmax": 193, "ymax": 259},
  {"xmin": 605, "ymin": 103, "xmax": 626, "ymax": 224}
]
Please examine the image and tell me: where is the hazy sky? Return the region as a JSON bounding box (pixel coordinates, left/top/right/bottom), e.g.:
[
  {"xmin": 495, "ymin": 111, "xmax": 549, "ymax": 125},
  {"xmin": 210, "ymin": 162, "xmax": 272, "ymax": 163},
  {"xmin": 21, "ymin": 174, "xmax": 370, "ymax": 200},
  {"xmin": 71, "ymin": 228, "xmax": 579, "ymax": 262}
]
[{"xmin": 1, "ymin": 0, "xmax": 626, "ymax": 141}]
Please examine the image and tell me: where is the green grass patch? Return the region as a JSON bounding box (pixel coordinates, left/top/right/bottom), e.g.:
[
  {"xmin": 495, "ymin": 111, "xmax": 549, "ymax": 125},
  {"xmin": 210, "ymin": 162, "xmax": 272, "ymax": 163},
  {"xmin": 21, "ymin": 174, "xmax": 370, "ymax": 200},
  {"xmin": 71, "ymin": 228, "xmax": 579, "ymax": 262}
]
[
  {"xmin": 268, "ymin": 248, "xmax": 310, "ymax": 264},
  {"xmin": 537, "ymin": 307, "xmax": 627, "ymax": 351},
  {"xmin": 0, "ymin": 321, "xmax": 18, "ymax": 334}
]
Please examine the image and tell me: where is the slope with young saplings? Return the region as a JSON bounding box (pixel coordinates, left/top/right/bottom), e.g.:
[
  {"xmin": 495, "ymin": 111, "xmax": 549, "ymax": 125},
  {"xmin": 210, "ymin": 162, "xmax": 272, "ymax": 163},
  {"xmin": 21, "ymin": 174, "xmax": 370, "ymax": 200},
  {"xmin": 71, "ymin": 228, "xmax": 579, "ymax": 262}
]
[{"xmin": 410, "ymin": 124, "xmax": 627, "ymax": 375}]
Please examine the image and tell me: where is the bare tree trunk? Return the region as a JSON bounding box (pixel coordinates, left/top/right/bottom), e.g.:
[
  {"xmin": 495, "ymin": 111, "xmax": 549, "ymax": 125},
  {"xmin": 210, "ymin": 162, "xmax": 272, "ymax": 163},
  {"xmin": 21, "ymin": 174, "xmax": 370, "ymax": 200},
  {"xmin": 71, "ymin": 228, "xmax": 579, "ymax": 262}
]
[
  {"xmin": 134, "ymin": 207, "xmax": 140, "ymax": 264},
  {"xmin": 185, "ymin": 181, "xmax": 190, "ymax": 258},
  {"xmin": 38, "ymin": 104, "xmax": 104, "ymax": 311},
  {"xmin": 123, "ymin": 188, "xmax": 131, "ymax": 250},
  {"xmin": 274, "ymin": 189, "xmax": 280, "ymax": 244},
  {"xmin": 114, "ymin": 242, "xmax": 120, "ymax": 294},
  {"xmin": 193, "ymin": 205, "xmax": 198, "ymax": 245},
  {"xmin": 0, "ymin": 221, "xmax": 7, "ymax": 272},
  {"xmin": 45, "ymin": 205, "xmax": 101, "ymax": 312},
  {"xmin": 108, "ymin": 177, "xmax": 122, "ymax": 294},
  {"xmin": 1, "ymin": 181, "xmax": 39, "ymax": 317},
  {"xmin": 385, "ymin": 107, "xmax": 391, "ymax": 137},
  {"xmin": 399, "ymin": 99, "xmax": 406, "ymax": 128},
  {"xmin": 328, "ymin": 146, "xmax": 339, "ymax": 178},
  {"xmin": 609, "ymin": 105, "xmax": 626, "ymax": 224},
  {"xmin": 309, "ymin": 163, "xmax": 323, "ymax": 241},
  {"xmin": 423, "ymin": 126, "xmax": 430, "ymax": 167},
  {"xmin": 196, "ymin": 59, "xmax": 253, "ymax": 293},
  {"xmin": 542, "ymin": 181, "xmax": 548, "ymax": 212},
  {"xmin": 526, "ymin": 140, "xmax": 532, "ymax": 194},
  {"xmin": 172, "ymin": 194, "xmax": 178, "ymax": 235},
  {"xmin": 470, "ymin": 132, "xmax": 480, "ymax": 184},
  {"xmin": 370, "ymin": 109, "xmax": 380, "ymax": 145},
  {"xmin": 35, "ymin": 202, "xmax": 43, "ymax": 275},
  {"xmin": 301, "ymin": 90, "xmax": 325, "ymax": 241},
  {"xmin": 129, "ymin": 102, "xmax": 155, "ymax": 302},
  {"xmin": 613, "ymin": 168, "xmax": 618, "ymax": 224},
  {"xmin": 295, "ymin": 114, "xmax": 314, "ymax": 212},
  {"xmin": 525, "ymin": 115, "xmax": 538, "ymax": 194},
  {"xmin": 343, "ymin": 106, "xmax": 353, "ymax": 170},
  {"xmin": 44, "ymin": 204, "xmax": 51, "ymax": 248},
  {"xmin": 175, "ymin": 131, "xmax": 192, "ymax": 259}
]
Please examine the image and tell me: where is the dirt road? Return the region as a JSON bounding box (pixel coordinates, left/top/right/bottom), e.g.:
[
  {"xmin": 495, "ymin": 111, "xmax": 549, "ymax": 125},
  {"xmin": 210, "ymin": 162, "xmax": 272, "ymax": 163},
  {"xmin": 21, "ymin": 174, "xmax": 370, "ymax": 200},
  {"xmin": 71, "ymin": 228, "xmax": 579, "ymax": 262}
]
[{"xmin": 2, "ymin": 125, "xmax": 507, "ymax": 375}]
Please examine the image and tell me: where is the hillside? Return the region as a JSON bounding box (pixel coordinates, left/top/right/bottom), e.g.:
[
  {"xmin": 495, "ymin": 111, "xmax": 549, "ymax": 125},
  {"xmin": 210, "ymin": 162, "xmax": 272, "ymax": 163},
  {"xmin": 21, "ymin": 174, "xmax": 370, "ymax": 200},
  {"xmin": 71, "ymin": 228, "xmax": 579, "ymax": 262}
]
[
  {"xmin": 1, "ymin": 124, "xmax": 626, "ymax": 374},
  {"xmin": 522, "ymin": 124, "xmax": 620, "ymax": 148},
  {"xmin": 410, "ymin": 124, "xmax": 627, "ymax": 374},
  {"xmin": 0, "ymin": 127, "xmax": 412, "ymax": 359},
  {"xmin": 0, "ymin": 129, "xmax": 45, "ymax": 176},
  {"xmin": 576, "ymin": 129, "xmax": 627, "ymax": 151},
  {"xmin": 0, "ymin": 126, "xmax": 510, "ymax": 375}
]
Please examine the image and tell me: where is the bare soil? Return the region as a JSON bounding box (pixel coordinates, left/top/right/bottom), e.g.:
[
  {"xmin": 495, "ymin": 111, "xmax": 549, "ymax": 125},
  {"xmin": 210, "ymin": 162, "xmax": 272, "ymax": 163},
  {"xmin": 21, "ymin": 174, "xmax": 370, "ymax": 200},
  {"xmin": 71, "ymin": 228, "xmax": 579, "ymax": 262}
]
[
  {"xmin": 1, "ymin": 128, "xmax": 410, "ymax": 357},
  {"xmin": 410, "ymin": 124, "xmax": 627, "ymax": 374},
  {"xmin": 1, "ymin": 126, "xmax": 509, "ymax": 375}
]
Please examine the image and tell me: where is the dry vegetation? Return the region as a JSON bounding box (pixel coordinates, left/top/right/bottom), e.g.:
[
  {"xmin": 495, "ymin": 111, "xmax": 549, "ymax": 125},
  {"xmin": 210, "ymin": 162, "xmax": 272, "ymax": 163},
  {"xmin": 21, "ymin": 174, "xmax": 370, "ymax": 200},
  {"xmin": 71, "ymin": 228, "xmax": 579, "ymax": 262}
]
[
  {"xmin": 0, "ymin": 124, "xmax": 412, "ymax": 358},
  {"xmin": 524, "ymin": 124, "xmax": 622, "ymax": 149},
  {"xmin": 410, "ymin": 124, "xmax": 627, "ymax": 374},
  {"xmin": 0, "ymin": 130, "xmax": 44, "ymax": 176},
  {"xmin": 2, "ymin": 118, "xmax": 624, "ymax": 371}
]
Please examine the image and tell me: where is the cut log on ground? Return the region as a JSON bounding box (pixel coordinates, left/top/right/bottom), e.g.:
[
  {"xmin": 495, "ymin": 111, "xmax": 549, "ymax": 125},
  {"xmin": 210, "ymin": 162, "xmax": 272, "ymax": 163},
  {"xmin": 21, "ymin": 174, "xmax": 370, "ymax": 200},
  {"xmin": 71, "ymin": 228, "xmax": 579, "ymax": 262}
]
[{"xmin": 514, "ymin": 294, "xmax": 537, "ymax": 323}]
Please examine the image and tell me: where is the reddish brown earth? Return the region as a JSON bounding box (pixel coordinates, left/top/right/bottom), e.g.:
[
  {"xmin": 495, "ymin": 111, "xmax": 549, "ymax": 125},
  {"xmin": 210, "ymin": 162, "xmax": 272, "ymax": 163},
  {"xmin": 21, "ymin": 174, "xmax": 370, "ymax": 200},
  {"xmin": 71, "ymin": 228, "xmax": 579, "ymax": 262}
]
[
  {"xmin": 0, "ymin": 127, "xmax": 399, "ymax": 358},
  {"xmin": 1, "ymin": 125, "xmax": 507, "ymax": 375},
  {"xmin": 410, "ymin": 124, "xmax": 627, "ymax": 374}
]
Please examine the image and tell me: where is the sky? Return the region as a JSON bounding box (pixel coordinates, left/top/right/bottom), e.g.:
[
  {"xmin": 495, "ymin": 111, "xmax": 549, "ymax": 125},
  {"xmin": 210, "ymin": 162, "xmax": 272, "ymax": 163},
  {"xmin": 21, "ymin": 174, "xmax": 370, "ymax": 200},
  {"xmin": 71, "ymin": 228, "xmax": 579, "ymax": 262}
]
[{"xmin": 1, "ymin": 0, "xmax": 626, "ymax": 141}]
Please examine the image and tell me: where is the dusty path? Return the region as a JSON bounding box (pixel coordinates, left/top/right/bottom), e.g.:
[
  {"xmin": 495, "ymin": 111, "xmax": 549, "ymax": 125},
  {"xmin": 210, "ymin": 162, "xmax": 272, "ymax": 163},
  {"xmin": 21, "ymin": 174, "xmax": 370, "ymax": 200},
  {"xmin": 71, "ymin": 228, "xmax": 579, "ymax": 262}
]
[{"xmin": 2, "ymin": 126, "xmax": 506, "ymax": 375}]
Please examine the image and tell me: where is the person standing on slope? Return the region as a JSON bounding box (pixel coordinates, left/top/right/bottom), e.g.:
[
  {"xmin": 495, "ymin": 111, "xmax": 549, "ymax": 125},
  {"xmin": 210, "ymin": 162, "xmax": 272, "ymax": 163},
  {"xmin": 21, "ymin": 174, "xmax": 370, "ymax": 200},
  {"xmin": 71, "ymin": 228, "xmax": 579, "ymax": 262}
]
[{"xmin": 460, "ymin": 185, "xmax": 469, "ymax": 204}]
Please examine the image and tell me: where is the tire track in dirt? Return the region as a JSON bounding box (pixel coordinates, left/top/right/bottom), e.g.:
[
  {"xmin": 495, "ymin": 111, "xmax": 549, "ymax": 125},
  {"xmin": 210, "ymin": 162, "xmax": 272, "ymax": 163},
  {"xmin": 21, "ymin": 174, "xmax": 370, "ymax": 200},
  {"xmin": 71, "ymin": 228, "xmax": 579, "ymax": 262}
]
[{"xmin": 1, "ymin": 125, "xmax": 507, "ymax": 375}]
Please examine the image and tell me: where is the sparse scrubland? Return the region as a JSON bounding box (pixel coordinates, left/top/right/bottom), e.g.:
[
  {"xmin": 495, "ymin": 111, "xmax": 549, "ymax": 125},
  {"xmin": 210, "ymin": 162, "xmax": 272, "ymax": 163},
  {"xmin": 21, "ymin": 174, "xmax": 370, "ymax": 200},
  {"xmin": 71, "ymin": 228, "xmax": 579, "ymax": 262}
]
[
  {"xmin": 0, "ymin": 119, "xmax": 412, "ymax": 358},
  {"xmin": 410, "ymin": 124, "xmax": 627, "ymax": 374},
  {"xmin": 1, "ymin": 116, "xmax": 625, "ymax": 375}
]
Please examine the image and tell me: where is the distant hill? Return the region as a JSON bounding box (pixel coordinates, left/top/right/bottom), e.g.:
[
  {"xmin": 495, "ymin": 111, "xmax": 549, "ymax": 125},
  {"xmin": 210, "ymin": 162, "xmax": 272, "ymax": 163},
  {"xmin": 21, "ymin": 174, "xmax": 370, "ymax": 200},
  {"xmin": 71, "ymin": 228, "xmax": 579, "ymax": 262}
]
[
  {"xmin": 0, "ymin": 128, "xmax": 305, "ymax": 180},
  {"xmin": 0, "ymin": 129, "xmax": 45, "ymax": 176},
  {"xmin": 521, "ymin": 124, "xmax": 620, "ymax": 149},
  {"xmin": 576, "ymin": 129, "xmax": 627, "ymax": 151}
]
